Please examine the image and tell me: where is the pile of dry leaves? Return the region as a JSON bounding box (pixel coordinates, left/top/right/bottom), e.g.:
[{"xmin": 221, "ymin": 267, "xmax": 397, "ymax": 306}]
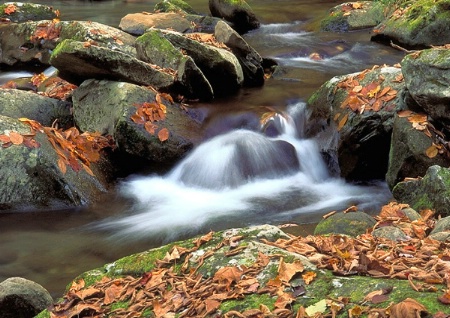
[{"xmin": 45, "ymin": 202, "xmax": 450, "ymax": 318}]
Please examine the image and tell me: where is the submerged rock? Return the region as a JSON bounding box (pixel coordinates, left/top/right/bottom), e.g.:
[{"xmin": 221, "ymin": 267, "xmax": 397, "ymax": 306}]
[{"xmin": 0, "ymin": 277, "xmax": 53, "ymax": 318}]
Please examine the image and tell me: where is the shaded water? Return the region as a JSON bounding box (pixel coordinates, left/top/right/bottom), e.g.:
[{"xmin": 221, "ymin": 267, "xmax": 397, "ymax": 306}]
[{"xmin": 0, "ymin": 0, "xmax": 405, "ymax": 297}]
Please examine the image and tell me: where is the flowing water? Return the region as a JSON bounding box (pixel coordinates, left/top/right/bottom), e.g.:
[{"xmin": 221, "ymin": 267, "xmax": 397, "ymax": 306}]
[{"xmin": 0, "ymin": 0, "xmax": 406, "ymax": 298}]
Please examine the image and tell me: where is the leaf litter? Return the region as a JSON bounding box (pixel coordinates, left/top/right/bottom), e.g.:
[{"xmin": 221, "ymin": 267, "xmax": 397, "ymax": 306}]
[{"xmin": 46, "ymin": 202, "xmax": 450, "ymax": 318}]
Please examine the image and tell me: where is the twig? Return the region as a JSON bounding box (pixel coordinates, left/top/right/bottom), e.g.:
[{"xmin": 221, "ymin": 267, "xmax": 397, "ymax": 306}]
[{"xmin": 390, "ymin": 41, "xmax": 418, "ymax": 54}]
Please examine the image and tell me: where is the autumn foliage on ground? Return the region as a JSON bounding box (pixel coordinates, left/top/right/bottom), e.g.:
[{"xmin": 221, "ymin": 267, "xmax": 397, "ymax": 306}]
[{"xmin": 45, "ymin": 202, "xmax": 450, "ymax": 318}]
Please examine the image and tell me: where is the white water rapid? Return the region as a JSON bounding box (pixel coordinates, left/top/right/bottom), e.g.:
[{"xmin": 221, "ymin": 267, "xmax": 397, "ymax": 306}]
[{"xmin": 96, "ymin": 102, "xmax": 391, "ymax": 242}]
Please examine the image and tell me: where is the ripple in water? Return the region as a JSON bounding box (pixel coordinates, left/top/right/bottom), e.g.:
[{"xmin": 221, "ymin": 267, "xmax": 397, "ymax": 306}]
[{"xmin": 94, "ymin": 102, "xmax": 391, "ymax": 242}]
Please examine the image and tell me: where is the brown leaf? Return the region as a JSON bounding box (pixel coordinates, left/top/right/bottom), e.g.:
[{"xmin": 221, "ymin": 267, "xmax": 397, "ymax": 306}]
[
  {"xmin": 438, "ymin": 290, "xmax": 450, "ymax": 304},
  {"xmin": 4, "ymin": 4, "xmax": 16, "ymax": 15},
  {"xmin": 278, "ymin": 258, "xmax": 304, "ymax": 283},
  {"xmin": 0, "ymin": 134, "xmax": 11, "ymax": 143},
  {"xmin": 205, "ymin": 299, "xmax": 221, "ymax": 314},
  {"xmin": 9, "ymin": 131, "xmax": 24, "ymax": 145},
  {"xmin": 389, "ymin": 298, "xmax": 428, "ymax": 318},
  {"xmin": 104, "ymin": 283, "xmax": 122, "ymax": 305},
  {"xmin": 57, "ymin": 157, "xmax": 67, "ymax": 174},
  {"xmin": 425, "ymin": 144, "xmax": 439, "ymax": 158},
  {"xmin": 158, "ymin": 128, "xmax": 169, "ymax": 142},
  {"xmin": 213, "ymin": 266, "xmax": 243, "ymax": 285},
  {"xmin": 144, "ymin": 121, "xmax": 157, "ymax": 135},
  {"xmin": 131, "ymin": 113, "xmax": 145, "ymax": 124}
]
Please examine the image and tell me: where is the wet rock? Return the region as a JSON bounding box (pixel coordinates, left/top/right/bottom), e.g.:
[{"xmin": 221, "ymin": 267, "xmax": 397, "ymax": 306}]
[
  {"xmin": 402, "ymin": 48, "xmax": 450, "ymax": 129},
  {"xmin": 162, "ymin": 30, "xmax": 244, "ymax": 96},
  {"xmin": 0, "ymin": 277, "xmax": 53, "ymax": 318},
  {"xmin": 372, "ymin": 226, "xmax": 409, "ymax": 241},
  {"xmin": 0, "ymin": 20, "xmax": 136, "ymax": 66},
  {"xmin": 306, "ymin": 66, "xmax": 406, "ymax": 181},
  {"xmin": 0, "ymin": 2, "xmax": 58, "ymax": 23},
  {"xmin": 214, "ymin": 20, "xmax": 264, "ymax": 87},
  {"xmin": 0, "ymin": 115, "xmax": 107, "ymax": 210},
  {"xmin": 154, "ymin": 0, "xmax": 198, "ymax": 15},
  {"xmin": 209, "ymin": 0, "xmax": 260, "ymax": 34},
  {"xmin": 50, "ymin": 39, "xmax": 175, "ymax": 89},
  {"xmin": 135, "ymin": 29, "xmax": 213, "ymax": 100},
  {"xmin": 371, "ymin": 0, "xmax": 450, "ymax": 48},
  {"xmin": 72, "ymin": 79, "xmax": 203, "ymax": 167},
  {"xmin": 0, "ymin": 89, "xmax": 72, "ymax": 127},
  {"xmin": 119, "ymin": 12, "xmax": 193, "ymax": 35},
  {"xmin": 321, "ymin": 1, "xmax": 386, "ymax": 32},
  {"xmin": 314, "ymin": 211, "xmax": 376, "ymax": 237},
  {"xmin": 386, "ymin": 115, "xmax": 450, "ymax": 190},
  {"xmin": 392, "ymin": 165, "xmax": 450, "ymax": 217},
  {"xmin": 430, "ymin": 215, "xmax": 450, "ymax": 235}
]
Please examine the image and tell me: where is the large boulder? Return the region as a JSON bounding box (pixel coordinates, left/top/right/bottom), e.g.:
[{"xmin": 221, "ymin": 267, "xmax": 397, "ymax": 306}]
[
  {"xmin": 0, "ymin": 2, "xmax": 58, "ymax": 23},
  {"xmin": 0, "ymin": 277, "xmax": 53, "ymax": 318},
  {"xmin": 72, "ymin": 79, "xmax": 203, "ymax": 167},
  {"xmin": 209, "ymin": 0, "xmax": 260, "ymax": 34},
  {"xmin": 305, "ymin": 65, "xmax": 406, "ymax": 181},
  {"xmin": 0, "ymin": 115, "xmax": 107, "ymax": 210},
  {"xmin": 135, "ymin": 30, "xmax": 214, "ymax": 100},
  {"xmin": 401, "ymin": 48, "xmax": 450, "ymax": 129},
  {"xmin": 0, "ymin": 89, "xmax": 72, "ymax": 127},
  {"xmin": 49, "ymin": 39, "xmax": 176, "ymax": 89},
  {"xmin": 162, "ymin": 30, "xmax": 244, "ymax": 96},
  {"xmin": 314, "ymin": 211, "xmax": 376, "ymax": 237},
  {"xmin": 321, "ymin": 1, "xmax": 386, "ymax": 32},
  {"xmin": 392, "ymin": 165, "xmax": 450, "ymax": 217},
  {"xmin": 371, "ymin": 0, "xmax": 450, "ymax": 48},
  {"xmin": 154, "ymin": 0, "xmax": 198, "ymax": 15},
  {"xmin": 386, "ymin": 114, "xmax": 450, "ymax": 190},
  {"xmin": 0, "ymin": 20, "xmax": 136, "ymax": 66},
  {"xmin": 214, "ymin": 20, "xmax": 264, "ymax": 87},
  {"xmin": 119, "ymin": 12, "xmax": 193, "ymax": 35}
]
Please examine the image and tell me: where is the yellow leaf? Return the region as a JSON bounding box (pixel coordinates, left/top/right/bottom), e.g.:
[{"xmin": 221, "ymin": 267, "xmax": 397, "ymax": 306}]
[
  {"xmin": 302, "ymin": 271, "xmax": 317, "ymax": 285},
  {"xmin": 338, "ymin": 113, "xmax": 349, "ymax": 130},
  {"xmin": 57, "ymin": 157, "xmax": 67, "ymax": 174},
  {"xmin": 425, "ymin": 144, "xmax": 438, "ymax": 158}
]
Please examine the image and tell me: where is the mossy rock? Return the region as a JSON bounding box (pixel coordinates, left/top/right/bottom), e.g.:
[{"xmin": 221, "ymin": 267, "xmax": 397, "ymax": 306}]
[{"xmin": 314, "ymin": 211, "xmax": 376, "ymax": 237}]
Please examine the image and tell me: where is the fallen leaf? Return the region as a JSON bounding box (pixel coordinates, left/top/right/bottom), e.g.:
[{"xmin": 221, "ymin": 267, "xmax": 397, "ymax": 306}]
[
  {"xmin": 278, "ymin": 258, "xmax": 304, "ymax": 283},
  {"xmin": 425, "ymin": 144, "xmax": 438, "ymax": 158},
  {"xmin": 302, "ymin": 271, "xmax": 316, "ymax": 285},
  {"xmin": 338, "ymin": 113, "xmax": 349, "ymax": 130},
  {"xmin": 158, "ymin": 127, "xmax": 169, "ymax": 142},
  {"xmin": 305, "ymin": 299, "xmax": 327, "ymax": 316},
  {"xmin": 389, "ymin": 298, "xmax": 428, "ymax": 318},
  {"xmin": 4, "ymin": 4, "xmax": 16, "ymax": 15},
  {"xmin": 9, "ymin": 131, "xmax": 24, "ymax": 145}
]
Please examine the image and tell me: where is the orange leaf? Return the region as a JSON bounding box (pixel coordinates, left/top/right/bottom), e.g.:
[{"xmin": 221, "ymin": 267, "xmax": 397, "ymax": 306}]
[
  {"xmin": 57, "ymin": 157, "xmax": 67, "ymax": 174},
  {"xmin": 338, "ymin": 113, "xmax": 349, "ymax": 131},
  {"xmin": 4, "ymin": 4, "xmax": 16, "ymax": 15},
  {"xmin": 389, "ymin": 298, "xmax": 427, "ymax": 318},
  {"xmin": 0, "ymin": 134, "xmax": 11, "ymax": 143},
  {"xmin": 131, "ymin": 113, "xmax": 145, "ymax": 124},
  {"xmin": 397, "ymin": 110, "xmax": 414, "ymax": 118},
  {"xmin": 9, "ymin": 131, "xmax": 24, "ymax": 145},
  {"xmin": 302, "ymin": 271, "xmax": 317, "ymax": 285},
  {"xmin": 145, "ymin": 121, "xmax": 157, "ymax": 135},
  {"xmin": 158, "ymin": 128, "xmax": 169, "ymax": 142}
]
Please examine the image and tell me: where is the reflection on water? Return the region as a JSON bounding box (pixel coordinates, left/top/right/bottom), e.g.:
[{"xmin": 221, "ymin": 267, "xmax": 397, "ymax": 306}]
[{"xmin": 1, "ymin": 0, "xmax": 403, "ymax": 298}]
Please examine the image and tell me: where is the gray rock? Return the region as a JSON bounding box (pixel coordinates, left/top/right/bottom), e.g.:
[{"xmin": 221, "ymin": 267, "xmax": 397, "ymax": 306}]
[
  {"xmin": 372, "ymin": 226, "xmax": 409, "ymax": 241},
  {"xmin": 72, "ymin": 79, "xmax": 203, "ymax": 165},
  {"xmin": 0, "ymin": 89, "xmax": 72, "ymax": 127},
  {"xmin": 0, "ymin": 20, "xmax": 136, "ymax": 66},
  {"xmin": 214, "ymin": 20, "xmax": 264, "ymax": 86},
  {"xmin": 386, "ymin": 115, "xmax": 450, "ymax": 190},
  {"xmin": 0, "ymin": 115, "xmax": 107, "ymax": 210},
  {"xmin": 401, "ymin": 207, "xmax": 421, "ymax": 221},
  {"xmin": 314, "ymin": 211, "xmax": 376, "ymax": 237},
  {"xmin": 209, "ymin": 0, "xmax": 260, "ymax": 34},
  {"xmin": 0, "ymin": 2, "xmax": 58, "ymax": 23},
  {"xmin": 154, "ymin": 0, "xmax": 198, "ymax": 14},
  {"xmin": 430, "ymin": 215, "xmax": 450, "ymax": 235},
  {"xmin": 372, "ymin": 0, "xmax": 450, "ymax": 47},
  {"xmin": 0, "ymin": 277, "xmax": 53, "ymax": 318},
  {"xmin": 305, "ymin": 66, "xmax": 406, "ymax": 181},
  {"xmin": 393, "ymin": 165, "xmax": 450, "ymax": 217},
  {"xmin": 50, "ymin": 39, "xmax": 175, "ymax": 89},
  {"xmin": 162, "ymin": 30, "xmax": 244, "ymax": 96},
  {"xmin": 402, "ymin": 48, "xmax": 450, "ymax": 129},
  {"xmin": 321, "ymin": 1, "xmax": 386, "ymax": 32},
  {"xmin": 135, "ymin": 30, "xmax": 214, "ymax": 100}
]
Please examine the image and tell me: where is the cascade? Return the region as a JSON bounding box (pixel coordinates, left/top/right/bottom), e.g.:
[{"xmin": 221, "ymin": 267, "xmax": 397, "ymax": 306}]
[{"xmin": 95, "ymin": 102, "xmax": 391, "ymax": 241}]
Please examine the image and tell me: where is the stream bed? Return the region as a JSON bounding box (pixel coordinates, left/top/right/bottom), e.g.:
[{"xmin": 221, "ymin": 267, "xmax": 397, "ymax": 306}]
[{"xmin": 0, "ymin": 0, "xmax": 406, "ymax": 298}]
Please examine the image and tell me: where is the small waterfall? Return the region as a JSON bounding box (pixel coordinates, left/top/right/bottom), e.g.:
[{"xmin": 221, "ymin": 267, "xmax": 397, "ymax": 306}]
[{"xmin": 95, "ymin": 102, "xmax": 391, "ymax": 241}]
